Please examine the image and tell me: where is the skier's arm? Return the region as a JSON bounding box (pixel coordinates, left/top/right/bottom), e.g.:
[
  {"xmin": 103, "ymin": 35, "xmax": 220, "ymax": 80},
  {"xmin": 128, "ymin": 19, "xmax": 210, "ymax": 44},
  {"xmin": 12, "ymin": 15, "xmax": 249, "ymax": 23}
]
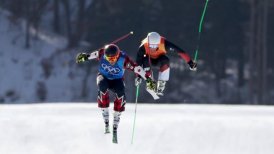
[
  {"xmin": 124, "ymin": 55, "xmax": 137, "ymax": 71},
  {"xmin": 124, "ymin": 55, "xmax": 152, "ymax": 79},
  {"xmin": 136, "ymin": 45, "xmax": 151, "ymax": 73},
  {"xmin": 76, "ymin": 49, "xmax": 103, "ymax": 63},
  {"xmin": 88, "ymin": 49, "xmax": 104, "ymax": 60},
  {"xmin": 87, "ymin": 51, "xmax": 99, "ymax": 60},
  {"xmin": 164, "ymin": 39, "xmax": 191, "ymax": 63},
  {"xmin": 136, "ymin": 45, "xmax": 146, "ymax": 66},
  {"xmin": 164, "ymin": 39, "xmax": 197, "ymax": 70}
]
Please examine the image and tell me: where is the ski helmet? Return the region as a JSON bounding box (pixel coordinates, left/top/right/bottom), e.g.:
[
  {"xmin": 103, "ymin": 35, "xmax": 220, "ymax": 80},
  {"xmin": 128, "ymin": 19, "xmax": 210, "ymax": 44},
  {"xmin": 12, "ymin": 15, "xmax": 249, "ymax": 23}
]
[
  {"xmin": 104, "ymin": 44, "xmax": 120, "ymax": 63},
  {"xmin": 147, "ymin": 32, "xmax": 161, "ymax": 49}
]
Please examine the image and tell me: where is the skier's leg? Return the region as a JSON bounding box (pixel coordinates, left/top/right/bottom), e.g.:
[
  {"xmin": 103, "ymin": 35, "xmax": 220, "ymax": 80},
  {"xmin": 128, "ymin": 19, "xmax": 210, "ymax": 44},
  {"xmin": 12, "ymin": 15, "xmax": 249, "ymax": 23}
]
[
  {"xmin": 112, "ymin": 79, "xmax": 126, "ymax": 127},
  {"xmin": 97, "ymin": 74, "xmax": 110, "ymax": 133},
  {"xmin": 111, "ymin": 79, "xmax": 126, "ymax": 143},
  {"xmin": 142, "ymin": 56, "xmax": 157, "ymax": 80},
  {"xmin": 157, "ymin": 55, "xmax": 170, "ymax": 95},
  {"xmin": 113, "ymin": 107, "xmax": 122, "ymax": 143},
  {"xmin": 112, "ymin": 111, "xmax": 121, "ymax": 143},
  {"xmin": 101, "ymin": 108, "xmax": 110, "ymax": 133}
]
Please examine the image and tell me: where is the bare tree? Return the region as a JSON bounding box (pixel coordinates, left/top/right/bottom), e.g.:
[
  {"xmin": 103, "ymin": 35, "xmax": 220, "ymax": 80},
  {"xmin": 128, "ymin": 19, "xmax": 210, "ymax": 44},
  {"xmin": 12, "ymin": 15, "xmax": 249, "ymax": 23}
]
[
  {"xmin": 53, "ymin": 0, "xmax": 61, "ymax": 34},
  {"xmin": 61, "ymin": 0, "xmax": 89, "ymax": 48},
  {"xmin": 246, "ymin": 0, "xmax": 269, "ymax": 104},
  {"xmin": 260, "ymin": 0, "xmax": 268, "ymax": 104},
  {"xmin": 61, "ymin": 0, "xmax": 72, "ymax": 47},
  {"xmin": 22, "ymin": 0, "xmax": 48, "ymax": 48},
  {"xmin": 25, "ymin": 0, "xmax": 30, "ymax": 48}
]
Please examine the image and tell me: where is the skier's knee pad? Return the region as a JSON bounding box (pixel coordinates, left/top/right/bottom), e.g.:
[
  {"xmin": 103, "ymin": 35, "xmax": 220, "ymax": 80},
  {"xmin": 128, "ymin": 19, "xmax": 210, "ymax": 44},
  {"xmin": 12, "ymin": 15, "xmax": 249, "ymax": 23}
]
[
  {"xmin": 113, "ymin": 111, "xmax": 121, "ymax": 128},
  {"xmin": 98, "ymin": 90, "xmax": 110, "ymax": 108},
  {"xmin": 101, "ymin": 108, "xmax": 109, "ymax": 123},
  {"xmin": 113, "ymin": 94, "xmax": 126, "ymax": 112},
  {"xmin": 158, "ymin": 67, "xmax": 170, "ymax": 81}
]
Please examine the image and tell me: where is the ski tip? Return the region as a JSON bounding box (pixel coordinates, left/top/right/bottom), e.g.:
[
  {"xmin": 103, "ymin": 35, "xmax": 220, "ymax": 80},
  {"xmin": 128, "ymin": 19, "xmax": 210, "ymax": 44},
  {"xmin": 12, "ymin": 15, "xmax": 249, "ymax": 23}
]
[{"xmin": 152, "ymin": 96, "xmax": 160, "ymax": 100}]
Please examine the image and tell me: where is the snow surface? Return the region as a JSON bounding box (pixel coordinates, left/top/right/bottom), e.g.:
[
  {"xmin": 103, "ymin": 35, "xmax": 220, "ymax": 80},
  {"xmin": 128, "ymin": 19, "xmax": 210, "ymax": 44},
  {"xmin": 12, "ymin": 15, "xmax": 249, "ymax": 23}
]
[{"xmin": 1, "ymin": 103, "xmax": 274, "ymax": 154}]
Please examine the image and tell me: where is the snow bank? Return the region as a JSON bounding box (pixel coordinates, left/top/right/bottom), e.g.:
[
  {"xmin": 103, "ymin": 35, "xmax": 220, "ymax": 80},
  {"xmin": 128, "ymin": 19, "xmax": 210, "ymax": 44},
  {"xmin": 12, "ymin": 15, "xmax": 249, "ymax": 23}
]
[{"xmin": 1, "ymin": 103, "xmax": 274, "ymax": 154}]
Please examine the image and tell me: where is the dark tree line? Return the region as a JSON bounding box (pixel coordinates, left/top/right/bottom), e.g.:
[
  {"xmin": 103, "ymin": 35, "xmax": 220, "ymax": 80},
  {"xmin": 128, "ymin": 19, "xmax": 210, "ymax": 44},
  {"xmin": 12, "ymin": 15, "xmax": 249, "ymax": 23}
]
[{"xmin": 246, "ymin": 0, "xmax": 271, "ymax": 104}]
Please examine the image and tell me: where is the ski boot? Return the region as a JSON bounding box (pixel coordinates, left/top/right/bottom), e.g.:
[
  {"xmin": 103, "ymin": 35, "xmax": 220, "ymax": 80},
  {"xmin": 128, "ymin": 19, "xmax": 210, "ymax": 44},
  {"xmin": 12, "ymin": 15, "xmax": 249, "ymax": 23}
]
[
  {"xmin": 157, "ymin": 80, "xmax": 166, "ymax": 96},
  {"xmin": 104, "ymin": 121, "xmax": 110, "ymax": 134},
  {"xmin": 101, "ymin": 108, "xmax": 110, "ymax": 134},
  {"xmin": 112, "ymin": 111, "xmax": 121, "ymax": 144}
]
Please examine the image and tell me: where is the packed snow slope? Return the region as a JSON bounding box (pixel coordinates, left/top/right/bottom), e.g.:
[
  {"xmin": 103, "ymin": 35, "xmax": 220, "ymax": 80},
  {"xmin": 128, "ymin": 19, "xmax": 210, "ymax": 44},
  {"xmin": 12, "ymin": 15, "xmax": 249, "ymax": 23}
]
[{"xmin": 1, "ymin": 103, "xmax": 274, "ymax": 154}]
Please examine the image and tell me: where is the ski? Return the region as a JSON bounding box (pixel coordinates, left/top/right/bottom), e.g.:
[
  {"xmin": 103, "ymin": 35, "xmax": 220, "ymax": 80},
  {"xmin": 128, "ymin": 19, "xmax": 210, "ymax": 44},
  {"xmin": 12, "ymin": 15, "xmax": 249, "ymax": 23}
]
[
  {"xmin": 104, "ymin": 121, "xmax": 110, "ymax": 134},
  {"xmin": 134, "ymin": 66, "xmax": 160, "ymax": 100},
  {"xmin": 112, "ymin": 128, "xmax": 118, "ymax": 144},
  {"xmin": 146, "ymin": 88, "xmax": 159, "ymax": 100}
]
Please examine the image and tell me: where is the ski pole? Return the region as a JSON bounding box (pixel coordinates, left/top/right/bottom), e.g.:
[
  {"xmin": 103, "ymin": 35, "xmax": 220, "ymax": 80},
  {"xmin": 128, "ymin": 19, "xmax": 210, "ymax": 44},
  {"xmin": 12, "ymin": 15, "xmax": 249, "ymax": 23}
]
[
  {"xmin": 77, "ymin": 31, "xmax": 134, "ymax": 59},
  {"xmin": 95, "ymin": 31, "xmax": 134, "ymax": 51},
  {"xmin": 110, "ymin": 31, "xmax": 134, "ymax": 44},
  {"xmin": 131, "ymin": 85, "xmax": 140, "ymax": 144},
  {"xmin": 194, "ymin": 0, "xmax": 209, "ymax": 62}
]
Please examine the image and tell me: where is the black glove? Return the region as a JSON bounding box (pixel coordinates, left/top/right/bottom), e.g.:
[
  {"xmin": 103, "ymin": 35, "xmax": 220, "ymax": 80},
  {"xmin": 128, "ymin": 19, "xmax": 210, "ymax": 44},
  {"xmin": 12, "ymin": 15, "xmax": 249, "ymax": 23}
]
[
  {"xmin": 76, "ymin": 53, "xmax": 89, "ymax": 63},
  {"xmin": 146, "ymin": 77, "xmax": 157, "ymax": 91},
  {"xmin": 188, "ymin": 60, "xmax": 197, "ymax": 71}
]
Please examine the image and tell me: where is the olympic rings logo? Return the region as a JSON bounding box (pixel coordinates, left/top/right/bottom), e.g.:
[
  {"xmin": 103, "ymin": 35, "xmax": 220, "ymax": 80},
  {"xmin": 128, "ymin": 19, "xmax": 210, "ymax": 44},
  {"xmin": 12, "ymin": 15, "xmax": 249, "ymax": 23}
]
[{"xmin": 101, "ymin": 63, "xmax": 121, "ymax": 74}]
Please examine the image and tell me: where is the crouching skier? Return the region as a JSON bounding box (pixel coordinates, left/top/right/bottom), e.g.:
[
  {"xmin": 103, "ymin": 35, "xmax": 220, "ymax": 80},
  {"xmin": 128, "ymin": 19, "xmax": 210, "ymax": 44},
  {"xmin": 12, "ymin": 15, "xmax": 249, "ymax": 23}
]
[
  {"xmin": 135, "ymin": 32, "xmax": 198, "ymax": 96},
  {"xmin": 76, "ymin": 44, "xmax": 156, "ymax": 143}
]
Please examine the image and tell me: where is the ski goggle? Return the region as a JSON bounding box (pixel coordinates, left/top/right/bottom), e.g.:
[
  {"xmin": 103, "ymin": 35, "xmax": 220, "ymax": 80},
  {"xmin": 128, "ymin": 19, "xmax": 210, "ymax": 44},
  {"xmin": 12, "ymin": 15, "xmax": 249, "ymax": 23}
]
[
  {"xmin": 105, "ymin": 54, "xmax": 119, "ymax": 63},
  {"xmin": 148, "ymin": 44, "xmax": 159, "ymax": 49}
]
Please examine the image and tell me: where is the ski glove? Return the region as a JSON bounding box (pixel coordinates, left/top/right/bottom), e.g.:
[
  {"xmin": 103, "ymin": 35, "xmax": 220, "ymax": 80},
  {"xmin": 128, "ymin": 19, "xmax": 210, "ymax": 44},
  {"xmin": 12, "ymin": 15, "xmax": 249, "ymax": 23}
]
[
  {"xmin": 188, "ymin": 60, "xmax": 197, "ymax": 71},
  {"xmin": 146, "ymin": 78, "xmax": 157, "ymax": 91},
  {"xmin": 76, "ymin": 53, "xmax": 89, "ymax": 63},
  {"xmin": 135, "ymin": 76, "xmax": 142, "ymax": 86}
]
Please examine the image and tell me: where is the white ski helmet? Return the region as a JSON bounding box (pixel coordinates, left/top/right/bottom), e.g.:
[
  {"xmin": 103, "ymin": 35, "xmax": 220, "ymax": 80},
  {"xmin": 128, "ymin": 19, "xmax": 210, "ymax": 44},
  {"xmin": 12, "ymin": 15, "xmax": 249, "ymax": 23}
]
[{"xmin": 147, "ymin": 32, "xmax": 161, "ymax": 48}]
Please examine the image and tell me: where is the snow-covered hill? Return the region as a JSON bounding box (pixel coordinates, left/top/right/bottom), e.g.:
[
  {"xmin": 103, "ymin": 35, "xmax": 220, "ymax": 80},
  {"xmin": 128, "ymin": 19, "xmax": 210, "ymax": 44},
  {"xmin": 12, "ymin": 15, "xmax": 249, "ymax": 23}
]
[
  {"xmin": 1, "ymin": 103, "xmax": 274, "ymax": 154},
  {"xmin": 0, "ymin": 10, "xmax": 96, "ymax": 103}
]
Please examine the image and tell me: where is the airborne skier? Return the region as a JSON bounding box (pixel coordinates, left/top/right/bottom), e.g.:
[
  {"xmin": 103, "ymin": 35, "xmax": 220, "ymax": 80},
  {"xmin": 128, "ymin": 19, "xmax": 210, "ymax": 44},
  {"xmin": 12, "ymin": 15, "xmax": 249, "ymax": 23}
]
[
  {"xmin": 135, "ymin": 32, "xmax": 198, "ymax": 96},
  {"xmin": 76, "ymin": 44, "xmax": 156, "ymax": 143}
]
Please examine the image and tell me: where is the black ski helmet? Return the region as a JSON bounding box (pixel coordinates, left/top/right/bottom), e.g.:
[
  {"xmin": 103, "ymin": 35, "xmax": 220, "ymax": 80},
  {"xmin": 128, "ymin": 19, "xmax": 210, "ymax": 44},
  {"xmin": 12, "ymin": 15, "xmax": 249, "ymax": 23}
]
[{"xmin": 104, "ymin": 44, "xmax": 120, "ymax": 57}]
